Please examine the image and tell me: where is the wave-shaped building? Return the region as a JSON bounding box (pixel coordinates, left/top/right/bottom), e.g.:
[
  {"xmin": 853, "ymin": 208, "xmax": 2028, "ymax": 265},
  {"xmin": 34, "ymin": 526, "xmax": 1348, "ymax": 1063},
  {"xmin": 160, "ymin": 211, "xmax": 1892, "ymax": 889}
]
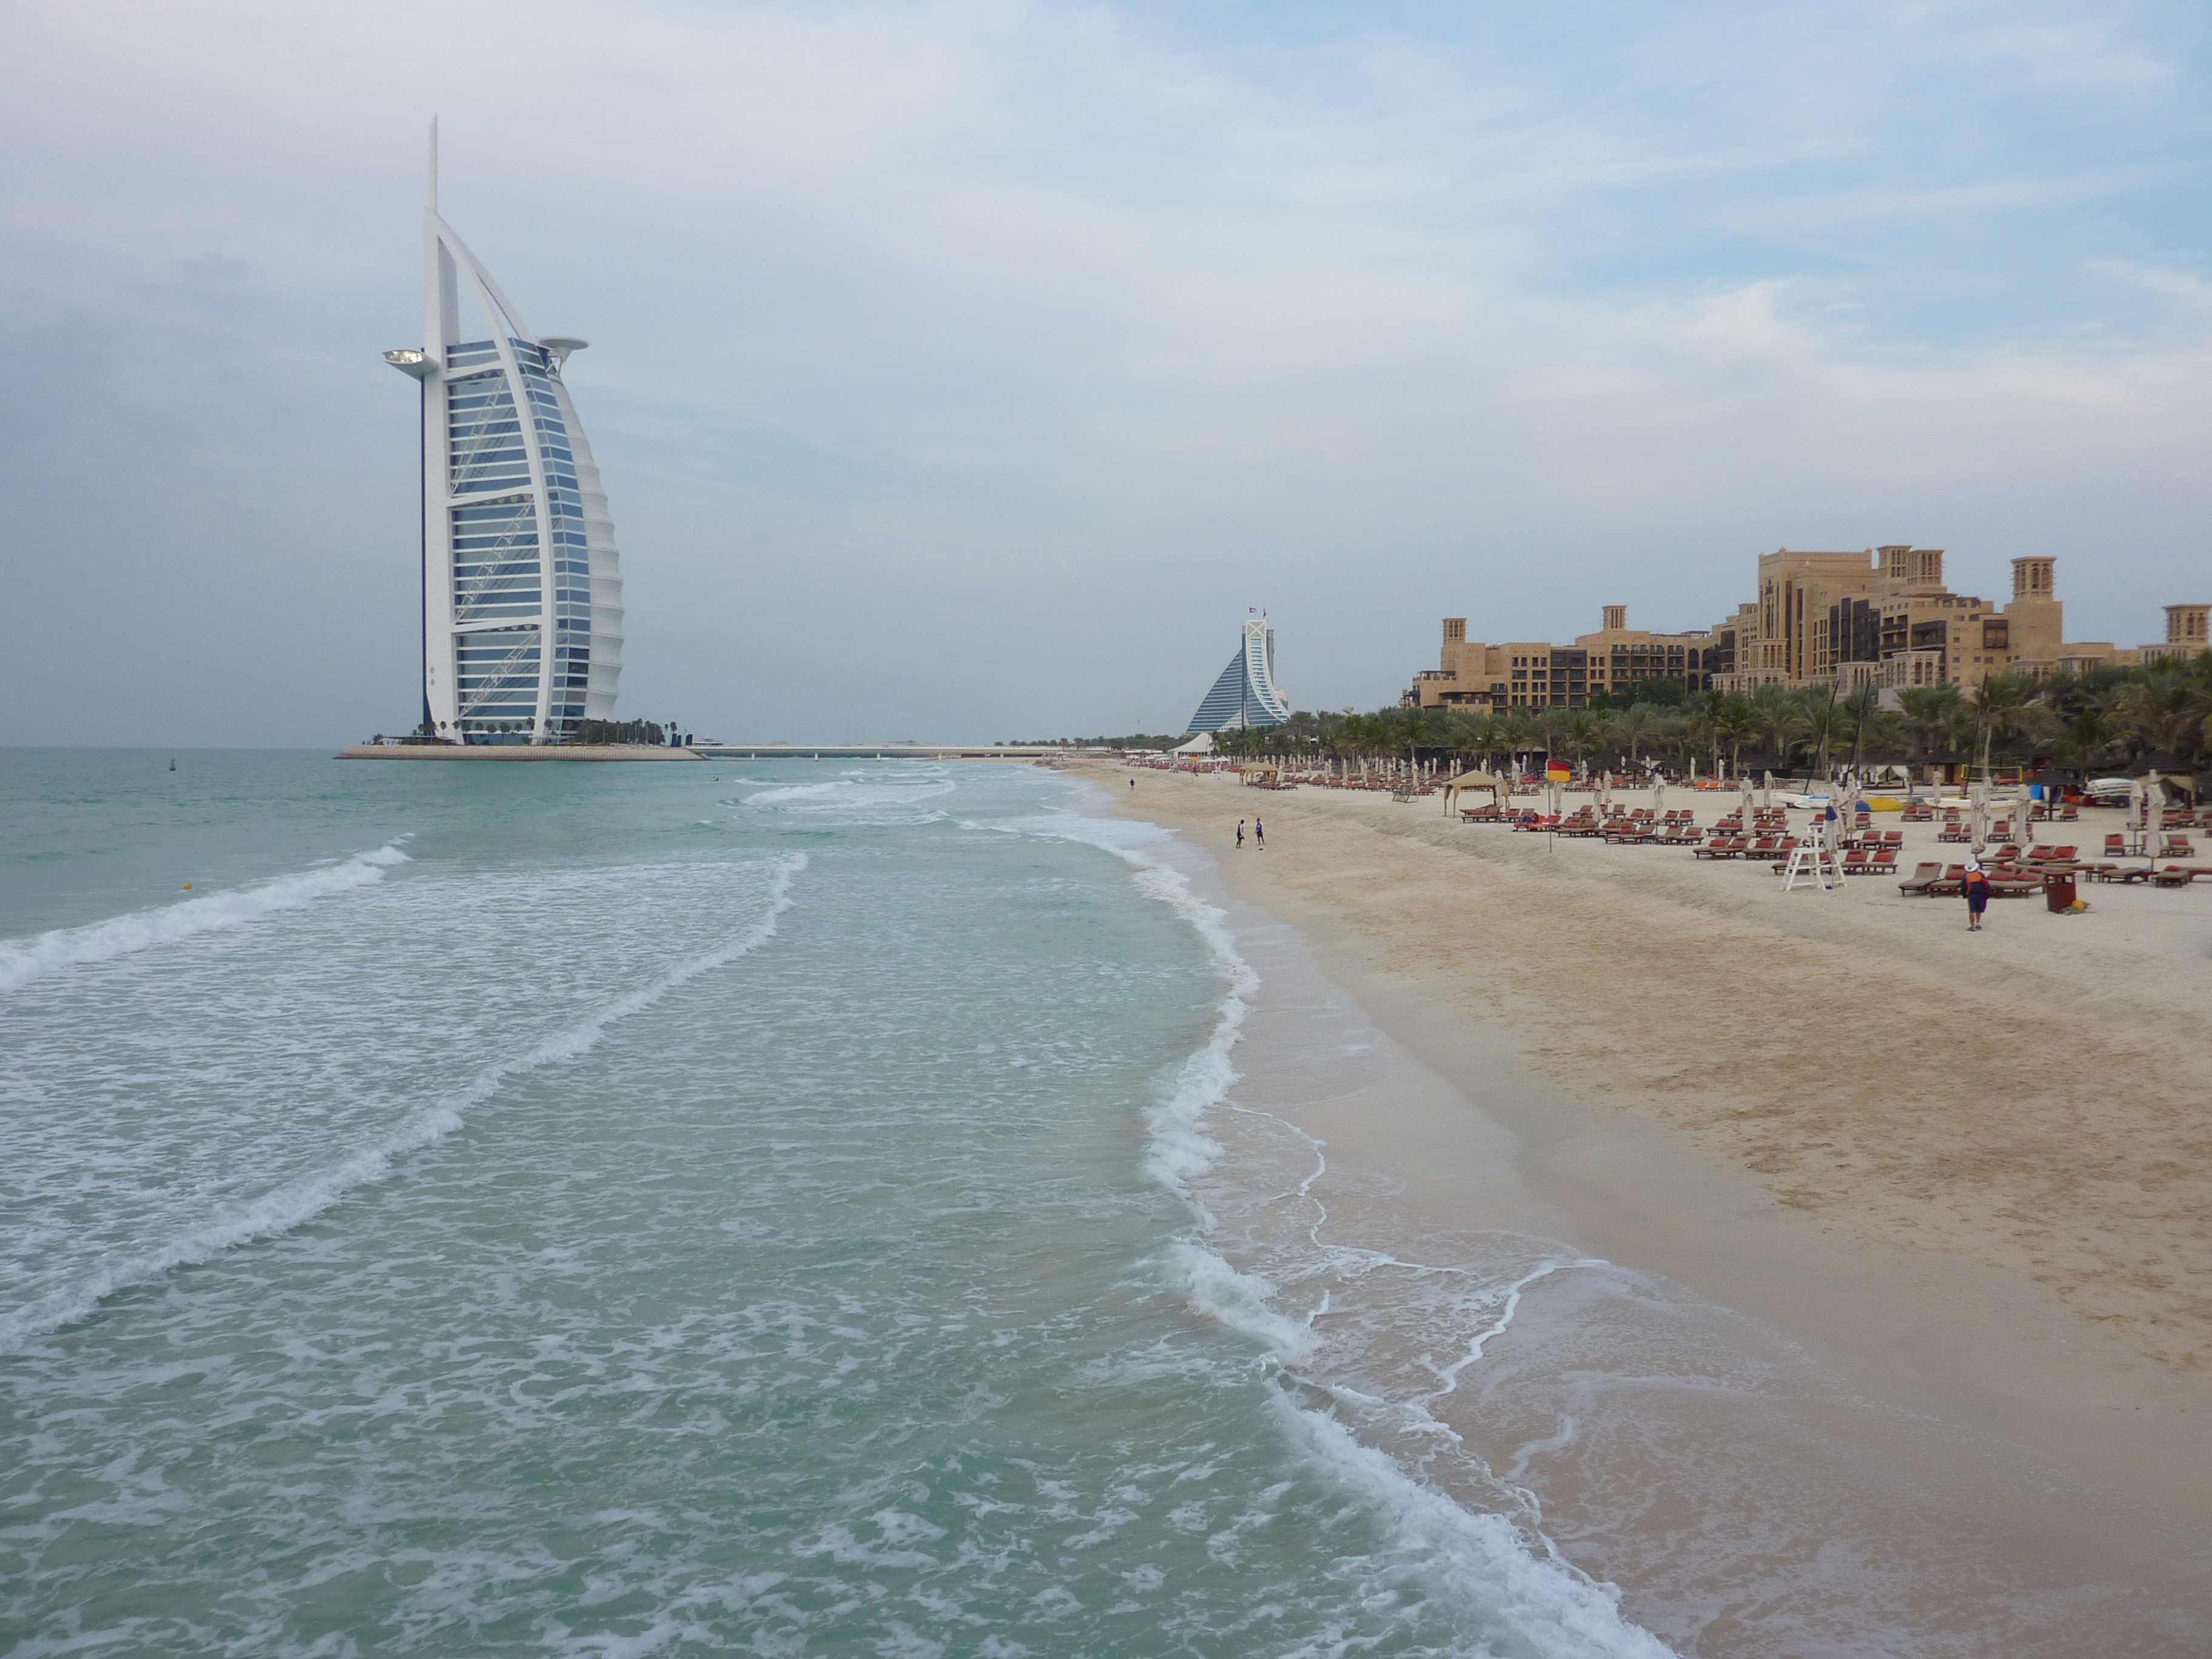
[
  {"xmin": 1186, "ymin": 617, "xmax": 1290, "ymax": 734},
  {"xmin": 384, "ymin": 130, "xmax": 623, "ymax": 743}
]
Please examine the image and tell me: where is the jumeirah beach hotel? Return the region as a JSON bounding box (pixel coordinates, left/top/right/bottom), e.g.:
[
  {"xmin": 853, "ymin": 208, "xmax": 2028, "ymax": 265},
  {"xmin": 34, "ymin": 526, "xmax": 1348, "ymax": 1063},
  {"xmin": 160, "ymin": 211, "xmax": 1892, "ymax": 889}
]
[
  {"xmin": 384, "ymin": 132, "xmax": 622, "ymax": 743},
  {"xmin": 1186, "ymin": 616, "xmax": 1290, "ymax": 734}
]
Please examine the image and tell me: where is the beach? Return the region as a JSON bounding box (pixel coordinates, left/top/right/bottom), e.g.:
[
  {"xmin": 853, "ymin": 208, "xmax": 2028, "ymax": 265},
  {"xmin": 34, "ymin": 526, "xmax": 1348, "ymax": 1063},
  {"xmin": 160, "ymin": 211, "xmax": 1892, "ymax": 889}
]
[{"xmin": 1094, "ymin": 762, "xmax": 2212, "ymax": 1526}]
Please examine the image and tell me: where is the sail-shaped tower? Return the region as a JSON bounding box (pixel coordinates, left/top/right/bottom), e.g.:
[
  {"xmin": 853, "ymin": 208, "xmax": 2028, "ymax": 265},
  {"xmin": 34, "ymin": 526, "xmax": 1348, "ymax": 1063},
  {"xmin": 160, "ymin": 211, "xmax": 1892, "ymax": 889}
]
[
  {"xmin": 384, "ymin": 127, "xmax": 623, "ymax": 743},
  {"xmin": 1185, "ymin": 617, "xmax": 1290, "ymax": 734}
]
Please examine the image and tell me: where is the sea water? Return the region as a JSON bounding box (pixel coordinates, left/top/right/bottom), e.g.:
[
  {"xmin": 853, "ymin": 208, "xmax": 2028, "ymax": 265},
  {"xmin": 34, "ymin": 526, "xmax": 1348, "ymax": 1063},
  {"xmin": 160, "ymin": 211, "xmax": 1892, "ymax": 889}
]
[{"xmin": 0, "ymin": 752, "xmax": 1664, "ymax": 1658}]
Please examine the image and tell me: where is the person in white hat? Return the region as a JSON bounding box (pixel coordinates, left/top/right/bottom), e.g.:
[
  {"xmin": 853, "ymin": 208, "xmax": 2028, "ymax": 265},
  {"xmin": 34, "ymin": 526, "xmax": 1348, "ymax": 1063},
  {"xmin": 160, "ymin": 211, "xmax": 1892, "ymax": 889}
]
[{"xmin": 1962, "ymin": 858, "xmax": 1991, "ymax": 931}]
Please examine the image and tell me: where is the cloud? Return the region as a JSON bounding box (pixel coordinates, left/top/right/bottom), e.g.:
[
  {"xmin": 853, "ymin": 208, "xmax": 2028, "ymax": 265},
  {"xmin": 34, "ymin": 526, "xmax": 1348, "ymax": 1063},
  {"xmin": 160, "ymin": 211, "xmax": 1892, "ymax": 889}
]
[
  {"xmin": 1962, "ymin": 19, "xmax": 2176, "ymax": 93},
  {"xmin": 1, "ymin": 0, "xmax": 2207, "ymax": 743},
  {"xmin": 2090, "ymin": 259, "xmax": 2212, "ymax": 320}
]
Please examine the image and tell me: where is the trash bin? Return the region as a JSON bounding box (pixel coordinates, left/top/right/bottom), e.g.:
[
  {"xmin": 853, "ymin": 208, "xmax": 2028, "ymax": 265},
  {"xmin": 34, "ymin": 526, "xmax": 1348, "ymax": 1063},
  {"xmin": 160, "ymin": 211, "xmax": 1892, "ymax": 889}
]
[{"xmin": 2044, "ymin": 871, "xmax": 2077, "ymax": 913}]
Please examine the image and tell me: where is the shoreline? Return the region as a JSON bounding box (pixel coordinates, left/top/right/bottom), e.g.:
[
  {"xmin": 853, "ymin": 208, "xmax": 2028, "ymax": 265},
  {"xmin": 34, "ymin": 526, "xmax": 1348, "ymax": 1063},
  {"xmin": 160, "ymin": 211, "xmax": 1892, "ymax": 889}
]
[
  {"xmin": 334, "ymin": 744, "xmax": 704, "ymax": 761},
  {"xmin": 1090, "ymin": 762, "xmax": 2212, "ymax": 1529}
]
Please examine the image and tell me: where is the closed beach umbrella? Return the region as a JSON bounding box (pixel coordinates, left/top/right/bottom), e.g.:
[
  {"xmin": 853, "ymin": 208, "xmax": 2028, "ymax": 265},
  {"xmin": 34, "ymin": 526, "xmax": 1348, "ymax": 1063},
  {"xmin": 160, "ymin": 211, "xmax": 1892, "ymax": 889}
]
[
  {"xmin": 2146, "ymin": 778, "xmax": 2167, "ymax": 859},
  {"xmin": 1738, "ymin": 777, "xmax": 1753, "ymax": 825},
  {"xmin": 1652, "ymin": 780, "xmax": 1666, "ymax": 818},
  {"xmin": 2128, "ymin": 777, "xmax": 2147, "ymax": 856}
]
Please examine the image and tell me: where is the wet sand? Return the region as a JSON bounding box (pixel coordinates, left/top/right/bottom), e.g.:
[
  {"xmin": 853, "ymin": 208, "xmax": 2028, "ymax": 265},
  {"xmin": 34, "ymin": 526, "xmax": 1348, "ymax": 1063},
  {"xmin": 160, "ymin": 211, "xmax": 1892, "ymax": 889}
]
[{"xmin": 1095, "ymin": 763, "xmax": 2212, "ymax": 1531}]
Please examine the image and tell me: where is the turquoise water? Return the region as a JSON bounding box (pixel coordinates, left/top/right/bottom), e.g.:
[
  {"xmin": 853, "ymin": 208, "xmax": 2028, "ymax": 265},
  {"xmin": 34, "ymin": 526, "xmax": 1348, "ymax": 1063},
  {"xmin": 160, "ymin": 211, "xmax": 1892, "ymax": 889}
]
[{"xmin": 0, "ymin": 752, "xmax": 1660, "ymax": 1657}]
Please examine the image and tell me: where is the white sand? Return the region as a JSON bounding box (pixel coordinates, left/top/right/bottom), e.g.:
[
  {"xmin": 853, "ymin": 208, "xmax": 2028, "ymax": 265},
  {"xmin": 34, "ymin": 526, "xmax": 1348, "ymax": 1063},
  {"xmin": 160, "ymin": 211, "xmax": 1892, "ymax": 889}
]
[{"xmin": 1098, "ymin": 762, "xmax": 2212, "ymax": 1523}]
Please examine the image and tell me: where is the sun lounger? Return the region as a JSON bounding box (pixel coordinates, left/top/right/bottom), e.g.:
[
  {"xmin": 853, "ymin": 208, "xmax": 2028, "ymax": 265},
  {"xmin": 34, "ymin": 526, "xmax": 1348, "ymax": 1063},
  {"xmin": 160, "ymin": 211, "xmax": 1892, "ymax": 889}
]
[
  {"xmin": 1897, "ymin": 861, "xmax": 1943, "ymax": 895},
  {"xmin": 2152, "ymin": 865, "xmax": 2205, "ymax": 888},
  {"xmin": 1695, "ymin": 837, "xmax": 1748, "ymax": 859}
]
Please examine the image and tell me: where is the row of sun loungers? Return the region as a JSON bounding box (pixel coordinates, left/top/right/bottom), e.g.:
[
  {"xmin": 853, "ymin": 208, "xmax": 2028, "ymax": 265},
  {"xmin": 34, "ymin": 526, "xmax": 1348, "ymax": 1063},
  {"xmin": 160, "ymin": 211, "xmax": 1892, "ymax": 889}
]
[{"xmin": 1460, "ymin": 808, "xmax": 2209, "ymax": 898}]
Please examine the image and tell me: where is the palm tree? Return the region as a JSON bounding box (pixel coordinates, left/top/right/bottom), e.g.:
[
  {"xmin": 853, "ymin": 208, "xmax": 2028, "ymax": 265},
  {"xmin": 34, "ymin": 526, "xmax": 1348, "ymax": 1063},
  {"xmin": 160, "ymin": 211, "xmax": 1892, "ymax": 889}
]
[
  {"xmin": 1605, "ymin": 705, "xmax": 1663, "ymax": 772},
  {"xmin": 2033, "ymin": 703, "xmax": 2117, "ymax": 776},
  {"xmin": 1842, "ymin": 682, "xmax": 1882, "ymax": 777},
  {"xmin": 1800, "ymin": 691, "xmax": 1848, "ymax": 780},
  {"xmin": 1750, "ymin": 686, "xmax": 1809, "ymax": 772},
  {"xmin": 1969, "ymin": 672, "xmax": 2036, "ymax": 782},
  {"xmin": 1712, "ymin": 696, "xmax": 1758, "ymax": 779},
  {"xmin": 2108, "ymin": 663, "xmax": 2212, "ymax": 766},
  {"xmin": 1557, "ymin": 712, "xmax": 1601, "ymax": 773},
  {"xmin": 1898, "ymin": 685, "xmax": 1964, "ymax": 770},
  {"xmin": 1493, "ymin": 712, "xmax": 1537, "ymax": 776}
]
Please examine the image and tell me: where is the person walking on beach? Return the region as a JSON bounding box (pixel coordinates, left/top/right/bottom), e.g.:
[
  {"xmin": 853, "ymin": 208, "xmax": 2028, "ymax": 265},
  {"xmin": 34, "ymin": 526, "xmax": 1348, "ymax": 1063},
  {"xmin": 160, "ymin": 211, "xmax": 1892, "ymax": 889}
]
[
  {"xmin": 1253, "ymin": 817, "xmax": 1265, "ymax": 850},
  {"xmin": 1962, "ymin": 858, "xmax": 1991, "ymax": 931},
  {"xmin": 1236, "ymin": 820, "xmax": 1245, "ymax": 850}
]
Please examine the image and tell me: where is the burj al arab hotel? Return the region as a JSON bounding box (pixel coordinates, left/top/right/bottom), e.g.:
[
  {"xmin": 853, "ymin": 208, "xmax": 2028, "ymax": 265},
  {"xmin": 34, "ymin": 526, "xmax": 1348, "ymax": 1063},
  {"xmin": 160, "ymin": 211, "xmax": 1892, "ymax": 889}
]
[{"xmin": 384, "ymin": 129, "xmax": 622, "ymax": 742}]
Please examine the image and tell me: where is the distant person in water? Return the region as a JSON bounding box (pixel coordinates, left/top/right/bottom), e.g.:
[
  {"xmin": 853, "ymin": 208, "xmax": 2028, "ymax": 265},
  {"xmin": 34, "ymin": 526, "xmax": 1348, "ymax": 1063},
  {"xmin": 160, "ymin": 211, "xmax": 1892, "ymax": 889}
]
[
  {"xmin": 1963, "ymin": 858, "xmax": 1991, "ymax": 931},
  {"xmin": 1236, "ymin": 820, "xmax": 1245, "ymax": 850},
  {"xmin": 1254, "ymin": 817, "xmax": 1265, "ymax": 850}
]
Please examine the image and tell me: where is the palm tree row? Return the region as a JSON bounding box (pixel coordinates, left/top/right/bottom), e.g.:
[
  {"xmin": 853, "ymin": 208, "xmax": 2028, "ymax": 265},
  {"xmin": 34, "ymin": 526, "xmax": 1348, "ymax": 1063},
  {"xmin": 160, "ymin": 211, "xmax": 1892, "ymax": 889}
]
[{"xmin": 1206, "ymin": 652, "xmax": 2212, "ymax": 780}]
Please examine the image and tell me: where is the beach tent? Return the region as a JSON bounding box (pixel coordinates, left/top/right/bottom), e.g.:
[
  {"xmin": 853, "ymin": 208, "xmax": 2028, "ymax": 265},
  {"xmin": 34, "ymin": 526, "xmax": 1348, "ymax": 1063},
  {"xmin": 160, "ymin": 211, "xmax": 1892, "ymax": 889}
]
[
  {"xmin": 1172, "ymin": 731, "xmax": 1215, "ymax": 755},
  {"xmin": 1441, "ymin": 769, "xmax": 1508, "ymax": 815}
]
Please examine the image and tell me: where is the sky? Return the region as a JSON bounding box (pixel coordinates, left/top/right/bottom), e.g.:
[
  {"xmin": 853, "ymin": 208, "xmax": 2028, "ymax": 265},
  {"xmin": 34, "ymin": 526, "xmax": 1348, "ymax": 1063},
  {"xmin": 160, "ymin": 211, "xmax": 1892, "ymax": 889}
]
[{"xmin": 2, "ymin": 0, "xmax": 2208, "ymax": 745}]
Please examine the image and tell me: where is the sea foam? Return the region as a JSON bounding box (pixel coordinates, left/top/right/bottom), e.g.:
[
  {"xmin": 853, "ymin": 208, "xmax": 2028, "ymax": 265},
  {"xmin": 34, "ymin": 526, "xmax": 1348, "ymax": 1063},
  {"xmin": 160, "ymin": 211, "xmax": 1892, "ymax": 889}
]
[
  {"xmin": 995, "ymin": 802, "xmax": 1670, "ymax": 1657},
  {"xmin": 0, "ymin": 843, "xmax": 412, "ymax": 996},
  {"xmin": 0, "ymin": 853, "xmax": 808, "ymax": 1356}
]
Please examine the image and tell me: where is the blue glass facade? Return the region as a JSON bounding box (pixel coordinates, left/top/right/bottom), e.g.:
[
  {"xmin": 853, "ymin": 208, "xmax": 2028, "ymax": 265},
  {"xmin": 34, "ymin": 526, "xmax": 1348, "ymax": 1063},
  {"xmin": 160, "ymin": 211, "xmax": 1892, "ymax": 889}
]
[
  {"xmin": 1187, "ymin": 620, "xmax": 1290, "ymax": 733},
  {"xmin": 392, "ymin": 190, "xmax": 624, "ymax": 744},
  {"xmin": 439, "ymin": 338, "xmax": 598, "ymax": 738}
]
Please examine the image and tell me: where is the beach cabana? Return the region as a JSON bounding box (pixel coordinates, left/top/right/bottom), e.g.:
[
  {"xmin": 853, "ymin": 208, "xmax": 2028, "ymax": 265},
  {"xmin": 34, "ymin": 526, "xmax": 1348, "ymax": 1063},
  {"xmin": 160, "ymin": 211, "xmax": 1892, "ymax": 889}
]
[{"xmin": 1441, "ymin": 769, "xmax": 1509, "ymax": 816}]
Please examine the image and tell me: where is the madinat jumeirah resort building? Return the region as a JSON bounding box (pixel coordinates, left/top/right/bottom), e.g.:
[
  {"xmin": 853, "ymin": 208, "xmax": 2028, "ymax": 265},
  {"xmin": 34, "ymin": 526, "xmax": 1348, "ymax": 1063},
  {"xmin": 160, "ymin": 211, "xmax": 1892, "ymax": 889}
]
[
  {"xmin": 1186, "ymin": 617, "xmax": 1292, "ymax": 734},
  {"xmin": 1407, "ymin": 547, "xmax": 2208, "ymax": 714},
  {"xmin": 384, "ymin": 140, "xmax": 622, "ymax": 743}
]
